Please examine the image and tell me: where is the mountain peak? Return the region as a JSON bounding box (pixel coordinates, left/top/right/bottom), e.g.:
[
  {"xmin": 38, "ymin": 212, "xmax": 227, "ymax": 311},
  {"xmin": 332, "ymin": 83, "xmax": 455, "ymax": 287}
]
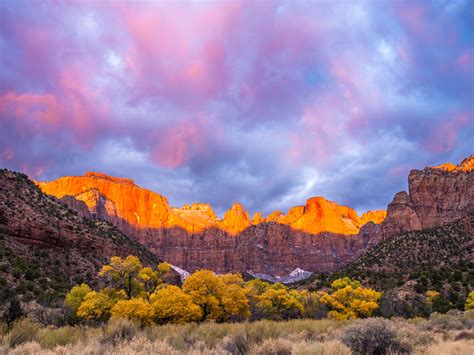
[
  {"xmin": 430, "ymin": 154, "xmax": 474, "ymax": 173},
  {"xmin": 84, "ymin": 171, "xmax": 136, "ymax": 185},
  {"xmin": 220, "ymin": 203, "xmax": 250, "ymax": 234},
  {"xmin": 36, "ymin": 173, "xmax": 387, "ymax": 237}
]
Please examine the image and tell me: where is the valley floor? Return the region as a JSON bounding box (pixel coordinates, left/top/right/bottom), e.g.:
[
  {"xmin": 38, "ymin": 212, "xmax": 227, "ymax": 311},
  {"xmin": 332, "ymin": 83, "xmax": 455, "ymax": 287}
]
[{"xmin": 1, "ymin": 312, "xmax": 473, "ymax": 354}]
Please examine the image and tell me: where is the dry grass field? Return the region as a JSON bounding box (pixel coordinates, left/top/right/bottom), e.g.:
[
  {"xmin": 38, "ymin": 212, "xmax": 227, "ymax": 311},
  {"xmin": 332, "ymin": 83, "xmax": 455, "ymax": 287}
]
[{"xmin": 1, "ymin": 311, "xmax": 473, "ymax": 354}]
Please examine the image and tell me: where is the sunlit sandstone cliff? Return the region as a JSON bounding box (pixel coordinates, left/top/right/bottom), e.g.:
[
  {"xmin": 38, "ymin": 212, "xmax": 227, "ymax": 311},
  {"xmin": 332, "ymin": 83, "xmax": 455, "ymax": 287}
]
[
  {"xmin": 359, "ymin": 155, "xmax": 473, "ymax": 242},
  {"xmin": 34, "ymin": 155, "xmax": 473, "ymax": 275},
  {"xmin": 36, "ymin": 172, "xmax": 385, "ymax": 236},
  {"xmin": 37, "ymin": 172, "xmax": 170, "ymax": 233}
]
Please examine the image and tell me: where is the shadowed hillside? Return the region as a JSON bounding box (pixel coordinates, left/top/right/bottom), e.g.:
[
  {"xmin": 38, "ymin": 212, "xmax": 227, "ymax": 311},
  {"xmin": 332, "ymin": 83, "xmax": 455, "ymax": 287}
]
[
  {"xmin": 0, "ymin": 170, "xmax": 161, "ymax": 308},
  {"xmin": 300, "ymin": 215, "xmax": 474, "ymax": 310}
]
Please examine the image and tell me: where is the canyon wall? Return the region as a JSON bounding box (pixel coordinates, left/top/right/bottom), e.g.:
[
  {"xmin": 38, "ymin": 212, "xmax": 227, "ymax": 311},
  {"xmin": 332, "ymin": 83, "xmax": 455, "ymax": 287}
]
[
  {"xmin": 35, "ymin": 155, "xmax": 473, "ymax": 275},
  {"xmin": 365, "ymin": 155, "xmax": 474, "ymax": 241},
  {"xmin": 0, "ymin": 170, "xmax": 160, "ymax": 266}
]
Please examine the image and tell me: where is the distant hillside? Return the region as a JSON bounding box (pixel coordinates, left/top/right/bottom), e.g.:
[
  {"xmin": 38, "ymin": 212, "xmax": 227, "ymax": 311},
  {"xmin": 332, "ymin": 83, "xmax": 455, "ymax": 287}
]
[
  {"xmin": 0, "ymin": 169, "xmax": 161, "ymax": 308},
  {"xmin": 36, "ymin": 171, "xmax": 387, "ymax": 276},
  {"xmin": 348, "ymin": 215, "xmax": 473, "ymax": 274},
  {"xmin": 300, "ymin": 215, "xmax": 474, "ymax": 309}
]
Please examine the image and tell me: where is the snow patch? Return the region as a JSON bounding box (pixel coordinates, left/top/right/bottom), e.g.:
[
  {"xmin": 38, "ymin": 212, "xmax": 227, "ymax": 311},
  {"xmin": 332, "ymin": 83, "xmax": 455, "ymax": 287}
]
[
  {"xmin": 247, "ymin": 268, "xmax": 313, "ymax": 284},
  {"xmin": 171, "ymin": 265, "xmax": 190, "ymax": 282},
  {"xmin": 170, "ymin": 265, "xmax": 313, "ymax": 284}
]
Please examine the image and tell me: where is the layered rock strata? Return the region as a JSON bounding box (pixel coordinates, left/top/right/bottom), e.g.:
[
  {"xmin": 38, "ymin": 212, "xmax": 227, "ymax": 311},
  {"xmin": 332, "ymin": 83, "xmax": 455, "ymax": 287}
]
[{"xmin": 35, "ymin": 155, "xmax": 473, "ymax": 275}]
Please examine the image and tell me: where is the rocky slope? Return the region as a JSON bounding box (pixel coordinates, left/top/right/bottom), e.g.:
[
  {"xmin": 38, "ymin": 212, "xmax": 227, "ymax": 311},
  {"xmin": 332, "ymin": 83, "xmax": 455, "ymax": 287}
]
[
  {"xmin": 299, "ymin": 214, "xmax": 473, "ymax": 310},
  {"xmin": 360, "ymin": 155, "xmax": 473, "ymax": 241},
  {"xmin": 37, "ymin": 172, "xmax": 385, "ymax": 236},
  {"xmin": 34, "ymin": 155, "xmax": 473, "ymax": 277},
  {"xmin": 299, "ymin": 155, "xmax": 473, "ymax": 309},
  {"xmin": 350, "ymin": 214, "xmax": 473, "ymax": 310},
  {"xmin": 350, "ymin": 214, "xmax": 473, "ymax": 274},
  {"xmin": 0, "ymin": 170, "xmax": 161, "ymax": 307},
  {"xmin": 36, "ymin": 173, "xmax": 387, "ymax": 275}
]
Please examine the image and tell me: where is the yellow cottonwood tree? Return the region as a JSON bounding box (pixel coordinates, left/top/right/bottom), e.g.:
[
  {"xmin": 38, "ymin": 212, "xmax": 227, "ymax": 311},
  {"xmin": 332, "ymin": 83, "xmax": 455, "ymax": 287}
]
[
  {"xmin": 465, "ymin": 290, "xmax": 474, "ymax": 311},
  {"xmin": 157, "ymin": 261, "xmax": 172, "ymax": 274},
  {"xmin": 426, "ymin": 290, "xmax": 440, "ymax": 303},
  {"xmin": 220, "ymin": 274, "xmax": 250, "ymax": 321},
  {"xmin": 76, "ymin": 289, "xmax": 121, "ymax": 322},
  {"xmin": 301, "ymin": 290, "xmax": 329, "ymax": 319},
  {"xmin": 182, "ymin": 270, "xmax": 223, "ymax": 321},
  {"xmin": 256, "ymin": 286, "xmax": 304, "ymax": 320},
  {"xmin": 65, "ymin": 283, "xmax": 91, "ymax": 313},
  {"xmin": 319, "ymin": 277, "xmax": 381, "ymax": 320},
  {"xmin": 245, "ymin": 279, "xmax": 271, "ymax": 298},
  {"xmin": 151, "ymin": 285, "xmax": 202, "ymax": 324},
  {"xmin": 99, "ymin": 256, "xmax": 143, "ymax": 299},
  {"xmin": 137, "ymin": 267, "xmax": 161, "ymax": 296},
  {"xmin": 110, "ymin": 298, "xmax": 154, "ymax": 325},
  {"xmin": 331, "ymin": 277, "xmax": 361, "ymax": 290},
  {"xmin": 182, "ymin": 270, "xmax": 250, "ymax": 322}
]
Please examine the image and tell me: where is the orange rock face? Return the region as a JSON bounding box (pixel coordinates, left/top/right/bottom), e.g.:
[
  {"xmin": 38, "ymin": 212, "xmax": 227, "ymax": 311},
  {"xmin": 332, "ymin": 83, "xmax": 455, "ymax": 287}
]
[
  {"xmin": 262, "ymin": 197, "xmax": 386, "ymax": 235},
  {"xmin": 36, "ymin": 172, "xmax": 170, "ymax": 230},
  {"xmin": 360, "ymin": 210, "xmax": 387, "ymax": 225},
  {"xmin": 289, "ymin": 197, "xmax": 360, "ymax": 235},
  {"xmin": 368, "ymin": 155, "xmax": 474, "ymax": 240},
  {"xmin": 38, "ymin": 172, "xmax": 386, "ymax": 237},
  {"xmin": 35, "ymin": 171, "xmax": 390, "ymax": 274},
  {"xmin": 169, "ymin": 203, "xmax": 219, "ymax": 233},
  {"xmin": 219, "ymin": 203, "xmax": 251, "ymax": 234},
  {"xmin": 34, "ymin": 155, "xmax": 472, "ymax": 274},
  {"xmin": 433, "ymin": 155, "xmax": 474, "ymax": 173},
  {"xmin": 265, "ymin": 210, "xmax": 284, "ymax": 223},
  {"xmin": 0, "ymin": 170, "xmax": 160, "ymax": 271},
  {"xmin": 251, "ymin": 212, "xmax": 264, "ymax": 224}
]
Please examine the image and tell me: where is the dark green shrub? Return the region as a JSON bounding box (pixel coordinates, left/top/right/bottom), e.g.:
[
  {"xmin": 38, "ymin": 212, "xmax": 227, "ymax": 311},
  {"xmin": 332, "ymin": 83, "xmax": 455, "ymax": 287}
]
[
  {"xmin": 432, "ymin": 295, "xmax": 453, "ymax": 313},
  {"xmin": 11, "ymin": 267, "xmax": 22, "ymax": 279},
  {"xmin": 379, "ymin": 290, "xmax": 431, "ymax": 318},
  {"xmin": 3, "ymin": 298, "xmax": 24, "ymax": 326}
]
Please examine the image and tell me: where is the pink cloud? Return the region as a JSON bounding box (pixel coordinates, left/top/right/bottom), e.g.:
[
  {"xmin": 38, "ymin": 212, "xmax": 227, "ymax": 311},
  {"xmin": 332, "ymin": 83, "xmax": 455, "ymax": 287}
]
[
  {"xmin": 150, "ymin": 116, "xmax": 214, "ymax": 168},
  {"xmin": 457, "ymin": 52, "xmax": 474, "ymax": 71},
  {"xmin": 286, "ymin": 93, "xmax": 347, "ymax": 165},
  {"xmin": 386, "ymin": 163, "xmax": 414, "ymax": 180},
  {"xmin": 2, "ymin": 148, "xmax": 14, "ymax": 161},
  {"xmin": 0, "ymin": 92, "xmax": 62, "ymax": 126},
  {"xmin": 0, "ymin": 66, "xmax": 108, "ymax": 148},
  {"xmin": 118, "ymin": 2, "xmax": 238, "ymax": 107},
  {"xmin": 394, "ymin": 3, "xmax": 439, "ymax": 43},
  {"xmin": 423, "ymin": 113, "xmax": 472, "ymax": 153}
]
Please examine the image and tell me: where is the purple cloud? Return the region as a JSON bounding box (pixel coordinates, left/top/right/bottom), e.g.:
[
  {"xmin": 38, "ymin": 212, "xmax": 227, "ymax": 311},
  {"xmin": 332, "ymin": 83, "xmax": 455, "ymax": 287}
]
[{"xmin": 0, "ymin": 0, "xmax": 473, "ymax": 216}]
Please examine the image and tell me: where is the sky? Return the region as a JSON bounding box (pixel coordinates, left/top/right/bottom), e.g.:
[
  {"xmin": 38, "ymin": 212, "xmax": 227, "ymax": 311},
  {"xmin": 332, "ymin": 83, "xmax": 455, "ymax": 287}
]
[{"xmin": 0, "ymin": 0, "xmax": 473, "ymax": 217}]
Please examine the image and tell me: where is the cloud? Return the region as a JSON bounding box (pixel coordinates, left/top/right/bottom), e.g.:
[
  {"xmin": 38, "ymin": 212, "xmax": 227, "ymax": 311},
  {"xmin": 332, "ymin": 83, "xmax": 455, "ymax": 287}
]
[{"xmin": 0, "ymin": 0, "xmax": 473, "ymax": 215}]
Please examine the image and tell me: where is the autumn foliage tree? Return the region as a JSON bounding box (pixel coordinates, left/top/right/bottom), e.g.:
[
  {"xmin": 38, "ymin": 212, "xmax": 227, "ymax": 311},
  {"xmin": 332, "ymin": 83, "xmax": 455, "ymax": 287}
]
[
  {"xmin": 110, "ymin": 298, "xmax": 154, "ymax": 326},
  {"xmin": 151, "ymin": 285, "xmax": 202, "ymax": 324},
  {"xmin": 76, "ymin": 289, "xmax": 122, "ymax": 322},
  {"xmin": 99, "ymin": 256, "xmax": 144, "ymax": 299},
  {"xmin": 66, "ymin": 257, "xmax": 171, "ymax": 323},
  {"xmin": 65, "ymin": 256, "xmax": 383, "ymax": 325},
  {"xmin": 245, "ymin": 280, "xmax": 304, "ymax": 320},
  {"xmin": 318, "ymin": 277, "xmax": 382, "ymax": 320},
  {"xmin": 182, "ymin": 270, "xmax": 250, "ymax": 322},
  {"xmin": 65, "ymin": 283, "xmax": 91, "ymax": 313},
  {"xmin": 256, "ymin": 284, "xmax": 304, "ymax": 320},
  {"xmin": 465, "ymin": 290, "xmax": 474, "ymax": 311}
]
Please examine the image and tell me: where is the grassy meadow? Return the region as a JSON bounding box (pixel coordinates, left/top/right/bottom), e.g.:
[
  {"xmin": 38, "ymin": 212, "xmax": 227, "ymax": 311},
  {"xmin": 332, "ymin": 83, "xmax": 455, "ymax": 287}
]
[{"xmin": 1, "ymin": 311, "xmax": 473, "ymax": 354}]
